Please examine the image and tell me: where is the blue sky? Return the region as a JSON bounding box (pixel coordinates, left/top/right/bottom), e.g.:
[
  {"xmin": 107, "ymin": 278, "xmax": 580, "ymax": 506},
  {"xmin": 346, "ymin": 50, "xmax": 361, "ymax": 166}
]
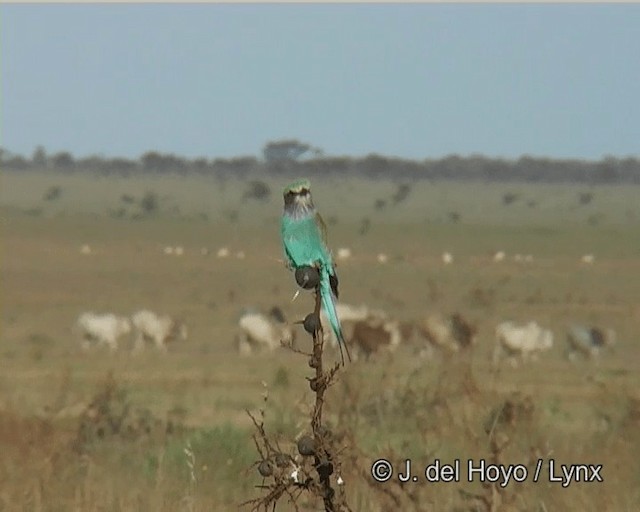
[{"xmin": 2, "ymin": 4, "xmax": 639, "ymax": 161}]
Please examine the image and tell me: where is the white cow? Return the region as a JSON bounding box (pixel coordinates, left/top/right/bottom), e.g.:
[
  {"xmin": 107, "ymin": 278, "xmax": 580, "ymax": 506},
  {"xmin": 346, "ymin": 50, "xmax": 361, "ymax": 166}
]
[
  {"xmin": 419, "ymin": 312, "xmax": 477, "ymax": 354},
  {"xmin": 376, "ymin": 253, "xmax": 389, "ymax": 264},
  {"xmin": 566, "ymin": 324, "xmax": 616, "ymax": 361},
  {"xmin": 581, "ymin": 254, "xmax": 595, "ymax": 264},
  {"xmin": 336, "ymin": 248, "xmax": 352, "ymax": 262},
  {"xmin": 493, "ymin": 321, "xmax": 554, "ymax": 366},
  {"xmin": 236, "ymin": 306, "xmax": 295, "ymax": 355},
  {"xmin": 442, "ymin": 252, "xmax": 453, "ymax": 265},
  {"xmin": 75, "ymin": 312, "xmax": 131, "ymax": 352},
  {"xmin": 131, "ymin": 310, "xmax": 188, "ymax": 353}
]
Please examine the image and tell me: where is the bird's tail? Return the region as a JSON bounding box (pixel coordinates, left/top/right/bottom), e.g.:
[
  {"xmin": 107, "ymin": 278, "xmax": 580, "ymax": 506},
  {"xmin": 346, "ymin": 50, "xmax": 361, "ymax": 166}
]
[{"xmin": 319, "ymin": 266, "xmax": 352, "ymax": 364}]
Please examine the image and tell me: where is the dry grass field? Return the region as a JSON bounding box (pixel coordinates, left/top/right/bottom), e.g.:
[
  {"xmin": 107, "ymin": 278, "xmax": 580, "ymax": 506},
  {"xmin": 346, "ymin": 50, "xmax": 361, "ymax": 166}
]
[{"xmin": 1, "ymin": 171, "xmax": 639, "ymax": 511}]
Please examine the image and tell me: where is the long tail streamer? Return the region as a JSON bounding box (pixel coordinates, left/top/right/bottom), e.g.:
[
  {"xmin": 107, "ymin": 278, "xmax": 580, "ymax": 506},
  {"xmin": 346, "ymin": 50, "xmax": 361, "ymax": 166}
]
[{"xmin": 319, "ymin": 266, "xmax": 352, "ymax": 364}]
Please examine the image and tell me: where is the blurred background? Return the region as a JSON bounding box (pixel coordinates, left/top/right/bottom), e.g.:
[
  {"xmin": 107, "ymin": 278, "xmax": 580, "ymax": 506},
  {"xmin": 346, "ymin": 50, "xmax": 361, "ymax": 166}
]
[{"xmin": 1, "ymin": 4, "xmax": 639, "ymax": 511}]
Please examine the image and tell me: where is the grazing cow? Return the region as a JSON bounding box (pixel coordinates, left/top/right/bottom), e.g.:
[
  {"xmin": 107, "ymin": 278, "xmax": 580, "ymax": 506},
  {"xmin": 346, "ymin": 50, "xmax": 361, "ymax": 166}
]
[
  {"xmin": 581, "ymin": 254, "xmax": 595, "ymax": 264},
  {"xmin": 80, "ymin": 244, "xmax": 92, "ymax": 255},
  {"xmin": 442, "ymin": 252, "xmax": 453, "ymax": 265},
  {"xmin": 131, "ymin": 310, "xmax": 188, "ymax": 353},
  {"xmin": 493, "ymin": 251, "xmax": 506, "ymax": 263},
  {"xmin": 397, "ymin": 320, "xmax": 435, "ymax": 359},
  {"xmin": 163, "ymin": 246, "xmax": 184, "ymax": 256},
  {"xmin": 217, "ymin": 247, "xmax": 230, "ymax": 258},
  {"xmin": 493, "ymin": 321, "xmax": 554, "ymax": 366},
  {"xmin": 376, "ymin": 253, "xmax": 389, "ymax": 264},
  {"xmin": 321, "ymin": 303, "xmax": 371, "ymax": 347},
  {"xmin": 336, "ymin": 248, "xmax": 352, "ymax": 261},
  {"xmin": 348, "ymin": 314, "xmax": 402, "ymax": 361},
  {"xmin": 566, "ymin": 324, "xmax": 616, "ymax": 361},
  {"xmin": 419, "ymin": 312, "xmax": 478, "ymax": 354},
  {"xmin": 236, "ymin": 306, "xmax": 295, "ymax": 355},
  {"xmin": 75, "ymin": 312, "xmax": 131, "ymax": 352}
]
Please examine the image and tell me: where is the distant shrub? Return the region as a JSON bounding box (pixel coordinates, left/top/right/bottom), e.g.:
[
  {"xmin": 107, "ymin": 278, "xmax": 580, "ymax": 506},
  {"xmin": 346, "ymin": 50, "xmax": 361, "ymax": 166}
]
[
  {"xmin": 579, "ymin": 192, "xmax": 594, "ymax": 205},
  {"xmin": 243, "ymin": 180, "xmax": 271, "ymax": 201},
  {"xmin": 448, "ymin": 211, "xmax": 461, "ymax": 223},
  {"xmin": 359, "ymin": 217, "xmax": 371, "ymax": 236},
  {"xmin": 273, "ymin": 366, "xmax": 290, "ymax": 388},
  {"xmin": 373, "ymin": 199, "xmax": 387, "ymax": 211},
  {"xmin": 392, "ymin": 183, "xmax": 411, "ymax": 205},
  {"xmin": 120, "ymin": 194, "xmax": 136, "ymax": 204},
  {"xmin": 140, "ymin": 191, "xmax": 159, "ymax": 215},
  {"xmin": 502, "ymin": 192, "xmax": 520, "ymax": 205},
  {"xmin": 42, "ymin": 185, "xmax": 62, "ymax": 202},
  {"xmin": 527, "ymin": 199, "xmax": 538, "ymax": 209}
]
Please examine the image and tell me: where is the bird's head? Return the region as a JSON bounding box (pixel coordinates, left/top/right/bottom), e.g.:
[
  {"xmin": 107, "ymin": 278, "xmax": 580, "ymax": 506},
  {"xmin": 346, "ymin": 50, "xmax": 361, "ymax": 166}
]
[{"xmin": 283, "ymin": 178, "xmax": 314, "ymax": 214}]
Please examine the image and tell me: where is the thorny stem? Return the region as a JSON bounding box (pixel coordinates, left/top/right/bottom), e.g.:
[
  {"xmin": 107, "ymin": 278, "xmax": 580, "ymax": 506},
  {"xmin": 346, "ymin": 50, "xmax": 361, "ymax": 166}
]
[
  {"xmin": 312, "ymin": 285, "xmax": 338, "ymax": 512},
  {"xmin": 244, "ymin": 279, "xmax": 347, "ymax": 512},
  {"xmin": 312, "ymin": 288, "xmax": 325, "ymax": 430}
]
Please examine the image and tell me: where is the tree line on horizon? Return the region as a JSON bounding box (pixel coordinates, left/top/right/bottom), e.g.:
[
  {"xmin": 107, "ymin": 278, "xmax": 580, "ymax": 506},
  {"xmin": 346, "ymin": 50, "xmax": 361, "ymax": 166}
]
[{"xmin": 2, "ymin": 140, "xmax": 639, "ymax": 185}]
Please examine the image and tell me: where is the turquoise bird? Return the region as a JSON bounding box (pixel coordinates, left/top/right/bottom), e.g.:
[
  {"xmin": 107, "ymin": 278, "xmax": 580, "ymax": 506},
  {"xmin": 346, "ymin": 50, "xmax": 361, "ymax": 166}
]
[{"xmin": 280, "ymin": 178, "xmax": 351, "ymax": 364}]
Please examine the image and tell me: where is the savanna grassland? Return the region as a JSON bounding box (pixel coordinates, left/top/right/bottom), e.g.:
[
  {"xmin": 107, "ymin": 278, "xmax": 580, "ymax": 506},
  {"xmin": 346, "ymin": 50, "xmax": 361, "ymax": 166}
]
[{"xmin": 1, "ymin": 170, "xmax": 639, "ymax": 511}]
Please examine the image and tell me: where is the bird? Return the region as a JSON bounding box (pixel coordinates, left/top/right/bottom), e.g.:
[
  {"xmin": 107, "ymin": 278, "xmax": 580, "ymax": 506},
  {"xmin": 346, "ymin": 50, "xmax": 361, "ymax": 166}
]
[{"xmin": 280, "ymin": 178, "xmax": 351, "ymax": 365}]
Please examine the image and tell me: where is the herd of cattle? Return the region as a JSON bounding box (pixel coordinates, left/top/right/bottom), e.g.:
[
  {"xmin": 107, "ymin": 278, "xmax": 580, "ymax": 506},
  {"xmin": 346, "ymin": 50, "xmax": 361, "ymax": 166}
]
[
  {"xmin": 74, "ymin": 310, "xmax": 187, "ymax": 353},
  {"xmin": 73, "ymin": 304, "xmax": 617, "ymax": 365},
  {"xmin": 234, "ymin": 303, "xmax": 617, "ymax": 366}
]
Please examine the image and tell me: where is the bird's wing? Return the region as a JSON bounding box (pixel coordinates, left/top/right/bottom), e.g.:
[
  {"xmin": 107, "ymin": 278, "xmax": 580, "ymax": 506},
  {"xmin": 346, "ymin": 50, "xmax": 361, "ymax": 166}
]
[
  {"xmin": 314, "ymin": 212, "xmax": 340, "ymax": 296},
  {"xmin": 329, "ymin": 271, "xmax": 339, "ymax": 299},
  {"xmin": 315, "ymin": 212, "xmax": 329, "ymax": 248},
  {"xmin": 282, "ymin": 217, "xmax": 317, "ymax": 268},
  {"xmin": 280, "ymin": 218, "xmax": 296, "ymax": 267},
  {"xmin": 282, "ymin": 241, "xmax": 296, "ymax": 269}
]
